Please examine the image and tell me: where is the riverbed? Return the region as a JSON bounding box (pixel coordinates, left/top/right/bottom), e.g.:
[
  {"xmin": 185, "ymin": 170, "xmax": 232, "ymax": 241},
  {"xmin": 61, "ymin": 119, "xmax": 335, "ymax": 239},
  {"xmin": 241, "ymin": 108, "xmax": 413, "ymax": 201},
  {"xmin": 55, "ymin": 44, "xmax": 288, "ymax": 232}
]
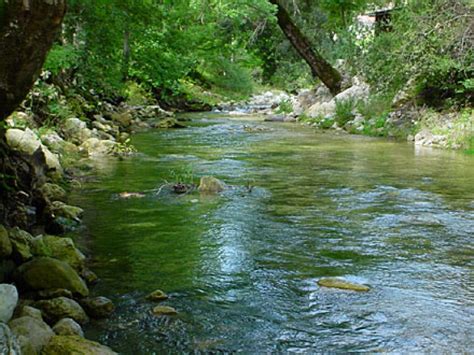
[{"xmin": 70, "ymin": 113, "xmax": 474, "ymax": 353}]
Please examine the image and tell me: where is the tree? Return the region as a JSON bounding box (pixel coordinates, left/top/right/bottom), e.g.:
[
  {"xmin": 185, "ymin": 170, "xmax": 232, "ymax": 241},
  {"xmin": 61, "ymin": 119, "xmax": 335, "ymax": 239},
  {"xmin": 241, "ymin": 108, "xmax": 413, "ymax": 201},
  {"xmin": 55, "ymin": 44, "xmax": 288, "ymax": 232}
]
[
  {"xmin": 0, "ymin": 0, "xmax": 66, "ymax": 120},
  {"xmin": 269, "ymin": 0, "xmax": 343, "ymax": 95}
]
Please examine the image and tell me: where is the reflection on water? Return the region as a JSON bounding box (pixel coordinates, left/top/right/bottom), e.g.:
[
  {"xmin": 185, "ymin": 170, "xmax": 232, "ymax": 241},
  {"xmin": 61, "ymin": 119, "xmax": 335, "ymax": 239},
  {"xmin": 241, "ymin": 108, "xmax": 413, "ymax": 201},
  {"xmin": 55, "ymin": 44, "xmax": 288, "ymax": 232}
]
[{"xmin": 70, "ymin": 114, "xmax": 474, "ymax": 353}]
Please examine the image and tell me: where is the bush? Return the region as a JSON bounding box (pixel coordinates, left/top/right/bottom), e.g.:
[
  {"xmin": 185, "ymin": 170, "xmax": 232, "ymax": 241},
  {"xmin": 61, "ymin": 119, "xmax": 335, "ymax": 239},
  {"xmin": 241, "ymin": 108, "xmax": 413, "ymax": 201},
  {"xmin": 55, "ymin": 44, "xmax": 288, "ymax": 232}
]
[{"xmin": 334, "ymin": 98, "xmax": 356, "ymax": 126}]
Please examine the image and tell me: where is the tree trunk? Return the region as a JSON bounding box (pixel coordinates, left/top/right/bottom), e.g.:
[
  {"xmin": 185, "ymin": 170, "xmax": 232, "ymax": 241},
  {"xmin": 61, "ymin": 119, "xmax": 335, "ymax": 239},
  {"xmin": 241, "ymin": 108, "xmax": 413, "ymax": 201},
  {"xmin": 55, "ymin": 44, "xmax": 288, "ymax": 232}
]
[
  {"xmin": 0, "ymin": 0, "xmax": 67, "ymax": 120},
  {"xmin": 269, "ymin": 0, "xmax": 342, "ymax": 95}
]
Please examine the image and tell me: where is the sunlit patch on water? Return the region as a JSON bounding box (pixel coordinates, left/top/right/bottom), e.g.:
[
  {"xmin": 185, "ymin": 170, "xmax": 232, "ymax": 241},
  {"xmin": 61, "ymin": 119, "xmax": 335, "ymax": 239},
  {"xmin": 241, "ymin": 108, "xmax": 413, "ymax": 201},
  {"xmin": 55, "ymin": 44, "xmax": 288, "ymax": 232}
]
[{"xmin": 70, "ymin": 115, "xmax": 474, "ymax": 353}]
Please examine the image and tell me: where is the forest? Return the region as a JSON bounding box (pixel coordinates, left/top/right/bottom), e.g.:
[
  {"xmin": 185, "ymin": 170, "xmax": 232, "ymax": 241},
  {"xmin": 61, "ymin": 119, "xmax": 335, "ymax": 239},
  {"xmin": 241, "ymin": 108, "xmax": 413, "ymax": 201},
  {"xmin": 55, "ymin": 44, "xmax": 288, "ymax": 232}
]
[{"xmin": 0, "ymin": 0, "xmax": 473, "ymax": 353}]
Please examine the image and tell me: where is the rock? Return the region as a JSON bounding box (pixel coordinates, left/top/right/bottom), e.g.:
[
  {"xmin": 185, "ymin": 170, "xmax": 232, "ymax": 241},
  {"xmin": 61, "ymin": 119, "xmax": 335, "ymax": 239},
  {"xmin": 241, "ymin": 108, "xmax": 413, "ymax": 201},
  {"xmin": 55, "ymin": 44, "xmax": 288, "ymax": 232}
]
[
  {"xmin": 61, "ymin": 118, "xmax": 92, "ymax": 144},
  {"xmin": 0, "ymin": 323, "xmax": 22, "ymax": 354},
  {"xmin": 35, "ymin": 297, "xmax": 89, "ymax": 325},
  {"xmin": 5, "ymin": 128, "xmax": 62, "ymax": 175},
  {"xmin": 110, "ymin": 111, "xmax": 132, "ymax": 127},
  {"xmin": 307, "ymin": 100, "xmax": 336, "ymax": 119},
  {"xmin": 0, "ymin": 225, "xmax": 12, "ymax": 258},
  {"xmin": 6, "ymin": 128, "xmax": 42, "ymax": 155},
  {"xmin": 334, "ymin": 80, "xmax": 370, "ymax": 104},
  {"xmin": 317, "ymin": 277, "xmax": 370, "ymax": 292},
  {"xmin": 264, "ymin": 114, "xmax": 286, "ymax": 122},
  {"xmin": 39, "ymin": 183, "xmax": 67, "ymax": 202},
  {"xmin": 14, "ymin": 257, "xmax": 89, "ymax": 297},
  {"xmin": 18, "ymin": 306, "xmax": 43, "ymax": 320},
  {"xmin": 8, "ymin": 227, "xmax": 34, "ymax": 261},
  {"xmin": 9, "ymin": 316, "xmax": 54, "ymax": 354},
  {"xmin": 37, "ymin": 289, "xmax": 73, "ymax": 300},
  {"xmin": 198, "ymin": 176, "xmax": 225, "ymax": 194},
  {"xmin": 152, "ymin": 306, "xmax": 178, "ymax": 316},
  {"xmin": 33, "ymin": 235, "xmax": 86, "ymax": 272},
  {"xmin": 155, "ymin": 117, "xmax": 186, "ymax": 129},
  {"xmin": 81, "ymin": 269, "xmax": 99, "ymax": 285},
  {"xmin": 48, "ymin": 201, "xmax": 83, "ymax": 221},
  {"xmin": 0, "ymin": 284, "xmax": 19, "ymax": 323},
  {"xmin": 52, "ymin": 318, "xmax": 84, "ymax": 337},
  {"xmin": 42, "ymin": 335, "xmax": 116, "ymax": 355},
  {"xmin": 146, "ymin": 290, "xmax": 169, "ymax": 302},
  {"xmin": 80, "ymin": 138, "xmax": 117, "ymax": 156},
  {"xmin": 79, "ymin": 297, "xmax": 114, "ymax": 319},
  {"xmin": 41, "ymin": 131, "xmax": 65, "ymax": 152}
]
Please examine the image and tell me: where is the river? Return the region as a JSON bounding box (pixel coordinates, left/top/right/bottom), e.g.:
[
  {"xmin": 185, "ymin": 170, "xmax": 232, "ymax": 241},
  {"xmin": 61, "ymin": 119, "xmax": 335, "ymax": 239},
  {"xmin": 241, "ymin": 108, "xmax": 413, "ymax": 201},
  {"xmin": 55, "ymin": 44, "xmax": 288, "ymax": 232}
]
[{"xmin": 70, "ymin": 113, "xmax": 474, "ymax": 353}]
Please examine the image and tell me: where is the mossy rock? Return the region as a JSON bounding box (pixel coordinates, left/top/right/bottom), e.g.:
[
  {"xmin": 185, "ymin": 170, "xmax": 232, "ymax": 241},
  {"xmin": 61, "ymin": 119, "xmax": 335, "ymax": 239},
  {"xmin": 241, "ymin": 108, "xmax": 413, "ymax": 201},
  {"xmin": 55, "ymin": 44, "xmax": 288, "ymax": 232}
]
[
  {"xmin": 14, "ymin": 257, "xmax": 89, "ymax": 297},
  {"xmin": 35, "ymin": 297, "xmax": 89, "ymax": 325},
  {"xmin": 155, "ymin": 117, "xmax": 186, "ymax": 129},
  {"xmin": 42, "ymin": 335, "xmax": 116, "ymax": 355},
  {"xmin": 317, "ymin": 277, "xmax": 370, "ymax": 292},
  {"xmin": 198, "ymin": 176, "xmax": 225, "ymax": 194},
  {"xmin": 32, "ymin": 235, "xmax": 86, "ymax": 272},
  {"xmin": 8, "ymin": 316, "xmax": 54, "ymax": 354},
  {"xmin": 48, "ymin": 202, "xmax": 84, "ymax": 221},
  {"xmin": 0, "ymin": 225, "xmax": 12, "ymax": 258},
  {"xmin": 8, "ymin": 227, "xmax": 34, "ymax": 262},
  {"xmin": 39, "ymin": 183, "xmax": 67, "ymax": 202},
  {"xmin": 152, "ymin": 306, "xmax": 178, "ymax": 316},
  {"xmin": 146, "ymin": 289, "xmax": 169, "ymax": 302}
]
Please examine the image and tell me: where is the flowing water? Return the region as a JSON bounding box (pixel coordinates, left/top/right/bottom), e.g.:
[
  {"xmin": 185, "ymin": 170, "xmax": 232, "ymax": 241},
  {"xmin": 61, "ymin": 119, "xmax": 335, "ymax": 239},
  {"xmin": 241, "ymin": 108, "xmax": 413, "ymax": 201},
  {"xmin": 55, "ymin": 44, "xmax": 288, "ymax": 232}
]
[{"xmin": 70, "ymin": 114, "xmax": 474, "ymax": 353}]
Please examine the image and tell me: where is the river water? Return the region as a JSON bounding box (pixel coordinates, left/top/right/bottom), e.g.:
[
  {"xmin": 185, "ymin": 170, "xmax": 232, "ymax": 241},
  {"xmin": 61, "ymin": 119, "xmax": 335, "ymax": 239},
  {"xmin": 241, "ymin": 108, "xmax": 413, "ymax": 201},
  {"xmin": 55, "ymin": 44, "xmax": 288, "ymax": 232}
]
[{"xmin": 70, "ymin": 114, "xmax": 474, "ymax": 353}]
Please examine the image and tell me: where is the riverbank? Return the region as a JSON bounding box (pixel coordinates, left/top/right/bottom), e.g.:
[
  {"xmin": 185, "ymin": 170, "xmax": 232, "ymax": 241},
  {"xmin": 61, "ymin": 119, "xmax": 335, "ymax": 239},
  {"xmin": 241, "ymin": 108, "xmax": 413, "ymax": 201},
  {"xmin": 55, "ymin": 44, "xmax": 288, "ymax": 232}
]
[
  {"xmin": 218, "ymin": 81, "xmax": 473, "ymax": 153},
  {"xmin": 0, "ymin": 90, "xmax": 187, "ymax": 353}
]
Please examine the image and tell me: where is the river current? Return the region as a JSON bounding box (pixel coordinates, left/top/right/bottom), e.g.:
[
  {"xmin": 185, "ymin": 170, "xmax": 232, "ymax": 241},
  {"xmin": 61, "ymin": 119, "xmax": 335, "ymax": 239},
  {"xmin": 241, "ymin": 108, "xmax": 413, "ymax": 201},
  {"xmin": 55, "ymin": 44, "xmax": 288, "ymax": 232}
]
[{"xmin": 70, "ymin": 114, "xmax": 474, "ymax": 353}]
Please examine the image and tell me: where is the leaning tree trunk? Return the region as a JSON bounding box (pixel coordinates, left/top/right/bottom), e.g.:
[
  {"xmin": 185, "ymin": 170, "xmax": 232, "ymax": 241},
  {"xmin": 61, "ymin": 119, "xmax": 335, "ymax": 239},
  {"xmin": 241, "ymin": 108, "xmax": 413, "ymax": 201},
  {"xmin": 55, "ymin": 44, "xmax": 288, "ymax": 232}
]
[
  {"xmin": 0, "ymin": 0, "xmax": 67, "ymax": 120},
  {"xmin": 269, "ymin": 0, "xmax": 342, "ymax": 95}
]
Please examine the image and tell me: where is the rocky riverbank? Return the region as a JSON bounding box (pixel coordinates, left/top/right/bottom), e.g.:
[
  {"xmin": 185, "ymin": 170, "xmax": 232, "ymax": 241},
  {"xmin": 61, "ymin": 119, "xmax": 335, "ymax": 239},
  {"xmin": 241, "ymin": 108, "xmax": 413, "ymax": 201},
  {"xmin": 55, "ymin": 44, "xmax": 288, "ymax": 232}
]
[
  {"xmin": 217, "ymin": 79, "xmax": 472, "ymax": 151},
  {"xmin": 0, "ymin": 101, "xmax": 180, "ymax": 354}
]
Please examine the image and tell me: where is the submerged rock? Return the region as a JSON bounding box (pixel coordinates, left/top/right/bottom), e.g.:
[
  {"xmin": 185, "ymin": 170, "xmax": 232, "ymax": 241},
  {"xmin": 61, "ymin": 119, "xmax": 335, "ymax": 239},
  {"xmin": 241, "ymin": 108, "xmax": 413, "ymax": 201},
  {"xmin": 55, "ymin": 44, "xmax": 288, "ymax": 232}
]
[
  {"xmin": 198, "ymin": 176, "xmax": 225, "ymax": 194},
  {"xmin": 80, "ymin": 297, "xmax": 115, "ymax": 319},
  {"xmin": 14, "ymin": 257, "xmax": 89, "ymax": 297},
  {"xmin": 35, "ymin": 297, "xmax": 89, "ymax": 325},
  {"xmin": 0, "ymin": 284, "xmax": 19, "ymax": 323},
  {"xmin": 317, "ymin": 277, "xmax": 370, "ymax": 292},
  {"xmin": 9, "ymin": 316, "xmax": 54, "ymax": 354},
  {"xmin": 152, "ymin": 306, "xmax": 178, "ymax": 316},
  {"xmin": 42, "ymin": 335, "xmax": 116, "ymax": 355},
  {"xmin": 146, "ymin": 289, "xmax": 169, "ymax": 302},
  {"xmin": 155, "ymin": 117, "xmax": 186, "ymax": 129},
  {"xmin": 52, "ymin": 318, "xmax": 84, "ymax": 337}
]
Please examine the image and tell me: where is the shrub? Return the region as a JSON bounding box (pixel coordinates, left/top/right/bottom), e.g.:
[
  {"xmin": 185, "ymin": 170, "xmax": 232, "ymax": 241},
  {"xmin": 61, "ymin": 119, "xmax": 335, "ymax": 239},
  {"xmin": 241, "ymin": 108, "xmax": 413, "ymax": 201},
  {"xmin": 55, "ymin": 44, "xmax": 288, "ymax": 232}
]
[{"xmin": 334, "ymin": 98, "xmax": 356, "ymax": 126}]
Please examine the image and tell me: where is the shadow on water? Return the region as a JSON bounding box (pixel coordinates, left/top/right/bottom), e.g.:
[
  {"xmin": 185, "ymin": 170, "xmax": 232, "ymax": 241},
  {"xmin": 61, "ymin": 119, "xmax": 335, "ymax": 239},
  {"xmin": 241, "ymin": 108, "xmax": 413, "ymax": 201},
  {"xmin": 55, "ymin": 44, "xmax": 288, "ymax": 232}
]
[{"xmin": 70, "ymin": 114, "xmax": 474, "ymax": 353}]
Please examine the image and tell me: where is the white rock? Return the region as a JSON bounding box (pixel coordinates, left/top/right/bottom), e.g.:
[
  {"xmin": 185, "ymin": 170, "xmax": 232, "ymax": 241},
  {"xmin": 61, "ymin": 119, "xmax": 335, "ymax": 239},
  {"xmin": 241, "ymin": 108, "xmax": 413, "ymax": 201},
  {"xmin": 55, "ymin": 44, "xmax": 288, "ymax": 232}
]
[
  {"xmin": 6, "ymin": 128, "xmax": 41, "ymax": 155},
  {"xmin": 0, "ymin": 284, "xmax": 19, "ymax": 323}
]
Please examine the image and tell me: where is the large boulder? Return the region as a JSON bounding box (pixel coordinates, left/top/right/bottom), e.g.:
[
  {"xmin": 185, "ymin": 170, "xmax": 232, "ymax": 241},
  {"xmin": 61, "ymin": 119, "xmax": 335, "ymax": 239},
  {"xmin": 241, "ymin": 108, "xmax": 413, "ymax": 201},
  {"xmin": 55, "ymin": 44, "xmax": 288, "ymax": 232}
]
[
  {"xmin": 5, "ymin": 128, "xmax": 41, "ymax": 155},
  {"xmin": 32, "ymin": 235, "xmax": 86, "ymax": 272},
  {"xmin": 79, "ymin": 297, "xmax": 114, "ymax": 319},
  {"xmin": 52, "ymin": 318, "xmax": 84, "ymax": 337},
  {"xmin": 14, "ymin": 257, "xmax": 89, "ymax": 297},
  {"xmin": 9, "ymin": 316, "xmax": 54, "ymax": 354},
  {"xmin": 5, "ymin": 128, "xmax": 62, "ymax": 174},
  {"xmin": 35, "ymin": 297, "xmax": 89, "ymax": 325},
  {"xmin": 110, "ymin": 111, "xmax": 132, "ymax": 127},
  {"xmin": 42, "ymin": 335, "xmax": 116, "ymax": 355},
  {"xmin": 198, "ymin": 176, "xmax": 225, "ymax": 194},
  {"xmin": 0, "ymin": 323, "xmax": 21, "ymax": 355},
  {"xmin": 80, "ymin": 138, "xmax": 117, "ymax": 156},
  {"xmin": 0, "ymin": 284, "xmax": 18, "ymax": 323},
  {"xmin": 61, "ymin": 118, "xmax": 92, "ymax": 144},
  {"xmin": 0, "ymin": 225, "xmax": 12, "ymax": 258},
  {"xmin": 306, "ymin": 100, "xmax": 337, "ymax": 119},
  {"xmin": 17, "ymin": 306, "xmax": 43, "ymax": 320}
]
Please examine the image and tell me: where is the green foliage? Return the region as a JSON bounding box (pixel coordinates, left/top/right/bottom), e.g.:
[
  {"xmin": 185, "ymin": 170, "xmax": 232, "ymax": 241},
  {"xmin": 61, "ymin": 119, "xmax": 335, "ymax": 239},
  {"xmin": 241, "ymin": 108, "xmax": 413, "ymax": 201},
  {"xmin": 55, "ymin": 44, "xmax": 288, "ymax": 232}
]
[
  {"xmin": 358, "ymin": 0, "xmax": 473, "ymax": 107},
  {"xmin": 167, "ymin": 166, "xmax": 196, "ymax": 185},
  {"xmin": 334, "ymin": 99, "xmax": 356, "ymax": 126},
  {"xmin": 124, "ymin": 82, "xmax": 153, "ymax": 106},
  {"xmin": 275, "ymin": 100, "xmax": 293, "ymax": 114},
  {"xmin": 44, "ymin": 44, "xmax": 80, "ymax": 75}
]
